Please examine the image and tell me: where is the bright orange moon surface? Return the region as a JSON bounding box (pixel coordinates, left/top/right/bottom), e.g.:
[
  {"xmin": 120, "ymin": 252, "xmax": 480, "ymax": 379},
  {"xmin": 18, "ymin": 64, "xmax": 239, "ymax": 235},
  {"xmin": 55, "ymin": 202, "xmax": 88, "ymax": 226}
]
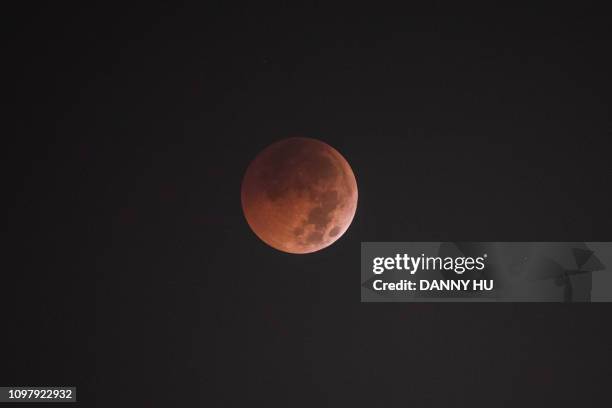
[{"xmin": 241, "ymin": 137, "xmax": 358, "ymax": 254}]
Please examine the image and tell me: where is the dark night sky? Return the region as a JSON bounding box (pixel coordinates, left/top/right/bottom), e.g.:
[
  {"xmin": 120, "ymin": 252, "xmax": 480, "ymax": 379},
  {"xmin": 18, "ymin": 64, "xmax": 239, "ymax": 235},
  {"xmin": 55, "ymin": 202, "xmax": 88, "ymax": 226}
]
[{"xmin": 6, "ymin": 3, "xmax": 612, "ymax": 407}]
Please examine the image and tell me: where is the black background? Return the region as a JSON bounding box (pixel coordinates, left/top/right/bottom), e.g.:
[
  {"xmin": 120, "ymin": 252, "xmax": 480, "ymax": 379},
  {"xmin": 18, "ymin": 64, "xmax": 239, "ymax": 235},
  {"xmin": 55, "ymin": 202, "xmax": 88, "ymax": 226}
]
[{"xmin": 6, "ymin": 3, "xmax": 611, "ymax": 407}]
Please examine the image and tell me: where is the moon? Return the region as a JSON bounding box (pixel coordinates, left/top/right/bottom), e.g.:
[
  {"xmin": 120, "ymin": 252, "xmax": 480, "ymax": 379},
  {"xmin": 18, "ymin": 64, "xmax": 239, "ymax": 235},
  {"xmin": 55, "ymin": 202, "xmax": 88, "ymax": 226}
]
[{"xmin": 241, "ymin": 137, "xmax": 358, "ymax": 254}]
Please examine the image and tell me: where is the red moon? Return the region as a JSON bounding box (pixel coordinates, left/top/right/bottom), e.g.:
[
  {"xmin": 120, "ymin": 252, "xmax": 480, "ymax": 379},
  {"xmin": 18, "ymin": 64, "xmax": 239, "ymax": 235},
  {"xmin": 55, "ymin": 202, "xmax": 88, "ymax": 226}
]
[{"xmin": 241, "ymin": 137, "xmax": 358, "ymax": 254}]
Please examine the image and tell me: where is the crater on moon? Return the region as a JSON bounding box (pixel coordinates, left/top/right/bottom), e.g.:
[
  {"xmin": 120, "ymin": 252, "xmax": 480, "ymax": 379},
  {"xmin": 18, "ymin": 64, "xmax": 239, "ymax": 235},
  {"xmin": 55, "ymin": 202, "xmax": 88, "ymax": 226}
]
[{"xmin": 241, "ymin": 137, "xmax": 358, "ymax": 254}]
